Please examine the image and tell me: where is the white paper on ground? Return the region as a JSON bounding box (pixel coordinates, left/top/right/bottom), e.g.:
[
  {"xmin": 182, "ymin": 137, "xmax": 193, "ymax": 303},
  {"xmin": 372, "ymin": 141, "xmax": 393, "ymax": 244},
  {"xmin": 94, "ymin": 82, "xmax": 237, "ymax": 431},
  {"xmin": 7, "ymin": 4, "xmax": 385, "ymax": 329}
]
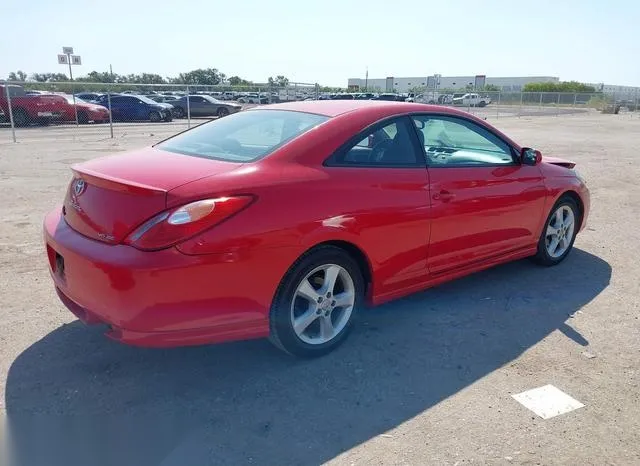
[{"xmin": 512, "ymin": 384, "xmax": 585, "ymax": 419}]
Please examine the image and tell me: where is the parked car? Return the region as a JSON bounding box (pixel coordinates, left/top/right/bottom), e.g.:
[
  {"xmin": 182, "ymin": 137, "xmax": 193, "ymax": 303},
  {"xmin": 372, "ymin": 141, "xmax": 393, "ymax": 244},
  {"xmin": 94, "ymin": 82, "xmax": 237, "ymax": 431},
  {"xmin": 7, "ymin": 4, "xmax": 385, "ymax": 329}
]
[
  {"xmin": 452, "ymin": 93, "xmax": 491, "ymax": 107},
  {"xmin": 330, "ymin": 93, "xmax": 355, "ymax": 100},
  {"xmin": 58, "ymin": 94, "xmax": 110, "ymax": 124},
  {"xmin": 237, "ymin": 93, "xmax": 269, "ymax": 104},
  {"xmin": 374, "ymin": 93, "xmax": 404, "ymax": 101},
  {"xmin": 93, "ymin": 94, "xmax": 172, "ymax": 122},
  {"xmin": 43, "ymin": 100, "xmax": 590, "ymax": 357},
  {"xmin": 220, "ymin": 91, "xmax": 236, "ymax": 100},
  {"xmin": 0, "ymin": 84, "xmax": 67, "ymax": 126},
  {"xmin": 147, "ymin": 95, "xmax": 179, "ymax": 104},
  {"xmin": 169, "ymin": 95, "xmax": 242, "ymax": 118},
  {"xmin": 415, "ymin": 93, "xmax": 438, "ymax": 104},
  {"xmin": 75, "ymin": 92, "xmax": 104, "ymax": 102}
]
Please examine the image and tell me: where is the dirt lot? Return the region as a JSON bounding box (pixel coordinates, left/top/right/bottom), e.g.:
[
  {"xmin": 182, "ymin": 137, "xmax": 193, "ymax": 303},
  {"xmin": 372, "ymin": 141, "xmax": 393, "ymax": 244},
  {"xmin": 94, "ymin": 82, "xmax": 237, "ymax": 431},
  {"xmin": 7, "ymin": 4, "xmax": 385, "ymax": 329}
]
[{"xmin": 1, "ymin": 112, "xmax": 639, "ymax": 465}]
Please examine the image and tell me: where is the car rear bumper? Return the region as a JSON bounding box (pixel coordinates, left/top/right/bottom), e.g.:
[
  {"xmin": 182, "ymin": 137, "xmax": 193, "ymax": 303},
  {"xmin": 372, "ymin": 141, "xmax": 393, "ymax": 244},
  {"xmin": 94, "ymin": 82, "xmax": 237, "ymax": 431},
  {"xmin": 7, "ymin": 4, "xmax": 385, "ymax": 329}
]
[{"xmin": 43, "ymin": 206, "xmax": 283, "ymax": 347}]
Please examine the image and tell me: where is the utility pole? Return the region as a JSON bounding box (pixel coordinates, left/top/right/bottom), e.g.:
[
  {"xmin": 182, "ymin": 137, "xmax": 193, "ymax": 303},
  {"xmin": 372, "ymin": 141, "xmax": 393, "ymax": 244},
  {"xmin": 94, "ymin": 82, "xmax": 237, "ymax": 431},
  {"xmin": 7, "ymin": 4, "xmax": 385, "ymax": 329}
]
[{"xmin": 365, "ymin": 67, "xmax": 368, "ymax": 92}]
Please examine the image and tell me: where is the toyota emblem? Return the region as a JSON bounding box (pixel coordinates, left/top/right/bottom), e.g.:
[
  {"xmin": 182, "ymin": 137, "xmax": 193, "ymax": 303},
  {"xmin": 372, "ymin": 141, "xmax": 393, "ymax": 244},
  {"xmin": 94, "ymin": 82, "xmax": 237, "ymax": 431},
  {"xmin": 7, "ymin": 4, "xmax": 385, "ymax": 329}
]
[{"xmin": 73, "ymin": 179, "xmax": 86, "ymax": 196}]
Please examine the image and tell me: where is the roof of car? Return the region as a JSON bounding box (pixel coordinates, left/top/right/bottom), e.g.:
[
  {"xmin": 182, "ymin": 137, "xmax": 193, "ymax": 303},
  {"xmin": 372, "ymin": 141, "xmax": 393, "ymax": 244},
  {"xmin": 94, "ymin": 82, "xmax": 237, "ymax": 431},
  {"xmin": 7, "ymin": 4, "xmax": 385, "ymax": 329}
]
[{"xmin": 254, "ymin": 100, "xmax": 467, "ymax": 118}]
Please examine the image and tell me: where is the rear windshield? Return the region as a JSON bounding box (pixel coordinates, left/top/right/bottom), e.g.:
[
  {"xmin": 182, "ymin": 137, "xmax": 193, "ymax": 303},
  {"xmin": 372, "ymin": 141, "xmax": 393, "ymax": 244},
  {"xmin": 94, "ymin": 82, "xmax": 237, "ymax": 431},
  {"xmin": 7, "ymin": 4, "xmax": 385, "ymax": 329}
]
[{"xmin": 156, "ymin": 110, "xmax": 328, "ymax": 162}]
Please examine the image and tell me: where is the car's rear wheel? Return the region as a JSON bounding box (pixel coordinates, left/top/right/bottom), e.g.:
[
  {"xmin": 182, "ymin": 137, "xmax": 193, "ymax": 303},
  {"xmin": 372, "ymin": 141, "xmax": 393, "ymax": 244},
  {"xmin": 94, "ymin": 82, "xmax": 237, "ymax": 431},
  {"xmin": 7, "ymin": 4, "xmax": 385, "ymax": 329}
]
[
  {"xmin": 217, "ymin": 107, "xmax": 229, "ymax": 118},
  {"xmin": 13, "ymin": 108, "xmax": 29, "ymax": 127},
  {"xmin": 149, "ymin": 111, "xmax": 161, "ymax": 123},
  {"xmin": 77, "ymin": 111, "xmax": 89, "ymax": 124},
  {"xmin": 269, "ymin": 246, "xmax": 364, "ymax": 357},
  {"xmin": 532, "ymin": 196, "xmax": 579, "ymax": 266},
  {"xmin": 173, "ymin": 107, "xmax": 185, "ymax": 118},
  {"xmin": 478, "ymin": 101, "xmax": 487, "ymax": 107}
]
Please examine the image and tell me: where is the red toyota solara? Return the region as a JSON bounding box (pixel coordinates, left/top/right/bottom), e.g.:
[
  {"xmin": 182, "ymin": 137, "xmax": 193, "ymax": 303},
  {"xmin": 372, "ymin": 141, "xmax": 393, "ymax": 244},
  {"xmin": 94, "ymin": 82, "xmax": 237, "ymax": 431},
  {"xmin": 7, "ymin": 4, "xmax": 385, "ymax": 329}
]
[{"xmin": 44, "ymin": 100, "xmax": 590, "ymax": 357}]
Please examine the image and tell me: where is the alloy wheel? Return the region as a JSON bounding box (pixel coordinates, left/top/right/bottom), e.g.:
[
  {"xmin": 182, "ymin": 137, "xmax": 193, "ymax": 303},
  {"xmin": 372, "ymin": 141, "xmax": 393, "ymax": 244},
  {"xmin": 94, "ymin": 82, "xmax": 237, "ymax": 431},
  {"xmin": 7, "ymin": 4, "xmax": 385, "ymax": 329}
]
[
  {"xmin": 545, "ymin": 205, "xmax": 575, "ymax": 258},
  {"xmin": 290, "ymin": 264, "xmax": 355, "ymax": 345}
]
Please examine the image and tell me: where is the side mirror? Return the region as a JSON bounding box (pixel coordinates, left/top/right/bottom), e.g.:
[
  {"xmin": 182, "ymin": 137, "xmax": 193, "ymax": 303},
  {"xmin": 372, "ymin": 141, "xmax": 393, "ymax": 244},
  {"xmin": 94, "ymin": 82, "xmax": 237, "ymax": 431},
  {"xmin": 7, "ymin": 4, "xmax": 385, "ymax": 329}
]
[{"xmin": 521, "ymin": 147, "xmax": 542, "ymax": 166}]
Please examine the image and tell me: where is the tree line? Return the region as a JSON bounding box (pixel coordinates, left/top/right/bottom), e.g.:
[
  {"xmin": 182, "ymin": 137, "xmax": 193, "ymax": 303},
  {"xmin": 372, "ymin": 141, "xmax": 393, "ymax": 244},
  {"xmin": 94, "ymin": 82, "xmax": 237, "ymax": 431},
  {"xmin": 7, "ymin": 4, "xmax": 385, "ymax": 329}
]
[
  {"xmin": 6, "ymin": 69, "xmax": 292, "ymax": 87},
  {"xmin": 523, "ymin": 81, "xmax": 595, "ymax": 93}
]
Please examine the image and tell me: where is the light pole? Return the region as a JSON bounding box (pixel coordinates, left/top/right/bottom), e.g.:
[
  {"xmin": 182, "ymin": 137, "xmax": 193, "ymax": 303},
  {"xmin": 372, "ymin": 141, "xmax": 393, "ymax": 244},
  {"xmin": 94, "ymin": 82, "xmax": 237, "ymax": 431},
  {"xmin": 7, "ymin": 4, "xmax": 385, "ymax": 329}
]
[{"xmin": 57, "ymin": 47, "xmax": 82, "ymax": 126}]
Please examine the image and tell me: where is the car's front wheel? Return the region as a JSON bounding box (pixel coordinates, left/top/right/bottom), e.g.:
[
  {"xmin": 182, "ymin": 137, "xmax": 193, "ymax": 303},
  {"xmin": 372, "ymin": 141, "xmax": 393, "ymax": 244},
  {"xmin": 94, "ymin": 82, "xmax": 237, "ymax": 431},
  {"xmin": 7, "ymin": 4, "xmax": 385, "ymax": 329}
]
[
  {"xmin": 269, "ymin": 246, "xmax": 364, "ymax": 357},
  {"xmin": 532, "ymin": 196, "xmax": 579, "ymax": 266},
  {"xmin": 173, "ymin": 107, "xmax": 185, "ymax": 118}
]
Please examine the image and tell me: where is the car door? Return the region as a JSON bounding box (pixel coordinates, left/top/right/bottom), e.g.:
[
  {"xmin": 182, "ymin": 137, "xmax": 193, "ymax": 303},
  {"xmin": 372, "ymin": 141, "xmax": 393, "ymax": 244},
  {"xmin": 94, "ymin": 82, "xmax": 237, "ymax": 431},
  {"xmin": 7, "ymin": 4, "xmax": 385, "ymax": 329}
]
[
  {"xmin": 411, "ymin": 114, "xmax": 547, "ymax": 274},
  {"xmin": 107, "ymin": 96, "xmax": 125, "ymax": 120},
  {"xmin": 324, "ymin": 116, "xmax": 431, "ymax": 298},
  {"xmin": 201, "ymin": 97, "xmax": 218, "ymax": 116},
  {"xmin": 187, "ymin": 96, "xmax": 204, "ymax": 116},
  {"xmin": 120, "ymin": 96, "xmax": 143, "ymax": 120}
]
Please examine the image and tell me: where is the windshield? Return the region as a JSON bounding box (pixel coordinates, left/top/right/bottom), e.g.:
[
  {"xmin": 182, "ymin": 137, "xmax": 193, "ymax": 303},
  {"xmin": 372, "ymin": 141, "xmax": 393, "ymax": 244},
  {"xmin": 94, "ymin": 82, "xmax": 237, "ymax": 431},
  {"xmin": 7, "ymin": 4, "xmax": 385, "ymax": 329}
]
[
  {"xmin": 62, "ymin": 94, "xmax": 88, "ymax": 104},
  {"xmin": 453, "ymin": 93, "xmax": 464, "ymax": 98},
  {"xmin": 136, "ymin": 95, "xmax": 159, "ymax": 105},
  {"xmin": 156, "ymin": 110, "xmax": 328, "ymax": 162},
  {"xmin": 203, "ymin": 95, "xmax": 223, "ymax": 104}
]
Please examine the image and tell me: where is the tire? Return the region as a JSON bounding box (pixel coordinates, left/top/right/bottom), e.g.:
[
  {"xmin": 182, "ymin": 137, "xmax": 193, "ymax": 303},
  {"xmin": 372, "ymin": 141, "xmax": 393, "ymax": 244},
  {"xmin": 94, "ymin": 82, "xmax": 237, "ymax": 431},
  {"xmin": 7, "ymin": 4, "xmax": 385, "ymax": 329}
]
[
  {"xmin": 269, "ymin": 245, "xmax": 365, "ymax": 358},
  {"xmin": 13, "ymin": 108, "xmax": 29, "ymax": 127},
  {"xmin": 164, "ymin": 114, "xmax": 173, "ymax": 122},
  {"xmin": 478, "ymin": 101, "xmax": 487, "ymax": 107},
  {"xmin": 173, "ymin": 107, "xmax": 185, "ymax": 118},
  {"xmin": 77, "ymin": 111, "xmax": 89, "ymax": 124},
  {"xmin": 149, "ymin": 111, "xmax": 161, "ymax": 123},
  {"xmin": 532, "ymin": 196, "xmax": 580, "ymax": 266},
  {"xmin": 217, "ymin": 107, "xmax": 229, "ymax": 118}
]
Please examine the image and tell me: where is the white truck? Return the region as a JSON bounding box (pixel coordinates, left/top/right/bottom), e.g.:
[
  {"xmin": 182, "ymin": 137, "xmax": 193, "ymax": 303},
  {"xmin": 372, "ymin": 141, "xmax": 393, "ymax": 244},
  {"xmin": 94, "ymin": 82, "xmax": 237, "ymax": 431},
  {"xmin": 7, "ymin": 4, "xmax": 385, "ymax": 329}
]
[{"xmin": 452, "ymin": 93, "xmax": 491, "ymax": 107}]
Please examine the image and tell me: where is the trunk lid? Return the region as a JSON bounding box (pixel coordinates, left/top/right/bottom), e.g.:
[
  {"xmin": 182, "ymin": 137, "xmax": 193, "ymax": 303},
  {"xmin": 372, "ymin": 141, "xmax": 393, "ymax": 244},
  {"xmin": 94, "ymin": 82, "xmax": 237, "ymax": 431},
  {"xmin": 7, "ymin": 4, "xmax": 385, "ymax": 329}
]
[{"xmin": 63, "ymin": 147, "xmax": 243, "ymax": 243}]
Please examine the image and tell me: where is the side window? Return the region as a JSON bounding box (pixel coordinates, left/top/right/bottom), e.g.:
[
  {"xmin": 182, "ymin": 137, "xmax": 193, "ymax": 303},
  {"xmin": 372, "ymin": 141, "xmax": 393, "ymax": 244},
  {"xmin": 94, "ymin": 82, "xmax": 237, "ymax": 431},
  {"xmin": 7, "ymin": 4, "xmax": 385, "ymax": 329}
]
[
  {"xmin": 188, "ymin": 96, "xmax": 203, "ymax": 103},
  {"xmin": 331, "ymin": 118, "xmax": 422, "ymax": 167},
  {"xmin": 412, "ymin": 116, "xmax": 514, "ymax": 166}
]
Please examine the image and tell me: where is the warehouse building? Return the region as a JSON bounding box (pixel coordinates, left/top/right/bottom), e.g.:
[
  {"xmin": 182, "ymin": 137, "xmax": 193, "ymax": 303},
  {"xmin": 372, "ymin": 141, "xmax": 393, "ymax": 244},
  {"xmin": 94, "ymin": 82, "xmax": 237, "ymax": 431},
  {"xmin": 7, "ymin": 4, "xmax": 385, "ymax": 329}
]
[
  {"xmin": 347, "ymin": 74, "xmax": 640, "ymax": 97},
  {"xmin": 347, "ymin": 75, "xmax": 560, "ymax": 92}
]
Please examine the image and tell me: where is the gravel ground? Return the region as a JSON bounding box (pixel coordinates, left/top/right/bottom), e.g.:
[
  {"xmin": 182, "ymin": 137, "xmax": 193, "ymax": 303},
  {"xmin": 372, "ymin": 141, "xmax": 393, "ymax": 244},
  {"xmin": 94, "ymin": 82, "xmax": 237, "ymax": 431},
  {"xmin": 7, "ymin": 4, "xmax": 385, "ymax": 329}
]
[{"xmin": 0, "ymin": 112, "xmax": 639, "ymax": 465}]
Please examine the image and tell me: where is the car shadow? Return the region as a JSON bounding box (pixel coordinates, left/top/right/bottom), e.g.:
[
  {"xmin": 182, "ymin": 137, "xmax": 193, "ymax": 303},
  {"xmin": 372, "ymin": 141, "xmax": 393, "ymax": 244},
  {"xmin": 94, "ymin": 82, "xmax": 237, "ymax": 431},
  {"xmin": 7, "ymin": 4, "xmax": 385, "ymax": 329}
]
[{"xmin": 5, "ymin": 249, "xmax": 610, "ymax": 466}]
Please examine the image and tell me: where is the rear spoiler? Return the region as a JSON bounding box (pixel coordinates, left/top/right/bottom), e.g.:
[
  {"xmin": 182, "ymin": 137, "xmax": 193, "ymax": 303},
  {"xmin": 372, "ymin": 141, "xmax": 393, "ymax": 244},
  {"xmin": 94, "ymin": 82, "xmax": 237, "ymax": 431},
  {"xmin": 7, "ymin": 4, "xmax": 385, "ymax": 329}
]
[{"xmin": 72, "ymin": 166, "xmax": 167, "ymax": 197}]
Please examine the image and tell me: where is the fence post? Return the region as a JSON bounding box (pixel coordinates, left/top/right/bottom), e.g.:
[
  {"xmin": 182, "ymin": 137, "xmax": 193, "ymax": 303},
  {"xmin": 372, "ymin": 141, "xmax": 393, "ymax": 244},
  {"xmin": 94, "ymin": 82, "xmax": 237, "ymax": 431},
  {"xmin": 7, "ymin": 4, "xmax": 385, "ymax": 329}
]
[
  {"xmin": 496, "ymin": 91, "xmax": 500, "ymax": 119},
  {"xmin": 539, "ymin": 92, "xmax": 543, "ymax": 112},
  {"xmin": 573, "ymin": 93, "xmax": 577, "ymax": 108},
  {"xmin": 107, "ymin": 92, "xmax": 113, "ymax": 139},
  {"xmin": 519, "ymin": 91, "xmax": 523, "ymax": 117},
  {"xmin": 186, "ymin": 85, "xmax": 191, "ymax": 129},
  {"xmin": 4, "ymin": 83, "xmax": 17, "ymax": 143},
  {"xmin": 556, "ymin": 93, "xmax": 560, "ymax": 116}
]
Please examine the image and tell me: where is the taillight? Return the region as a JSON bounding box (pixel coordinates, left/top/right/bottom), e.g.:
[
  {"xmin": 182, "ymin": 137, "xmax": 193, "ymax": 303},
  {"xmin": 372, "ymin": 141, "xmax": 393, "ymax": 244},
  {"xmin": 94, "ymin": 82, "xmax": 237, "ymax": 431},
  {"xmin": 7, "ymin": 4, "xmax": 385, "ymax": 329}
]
[{"xmin": 124, "ymin": 196, "xmax": 254, "ymax": 251}]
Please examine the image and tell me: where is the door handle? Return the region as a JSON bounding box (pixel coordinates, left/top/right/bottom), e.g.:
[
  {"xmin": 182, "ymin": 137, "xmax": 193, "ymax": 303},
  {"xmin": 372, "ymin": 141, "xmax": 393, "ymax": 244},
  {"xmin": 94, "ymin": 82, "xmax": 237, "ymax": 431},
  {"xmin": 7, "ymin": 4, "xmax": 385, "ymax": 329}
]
[{"xmin": 433, "ymin": 190, "xmax": 455, "ymax": 202}]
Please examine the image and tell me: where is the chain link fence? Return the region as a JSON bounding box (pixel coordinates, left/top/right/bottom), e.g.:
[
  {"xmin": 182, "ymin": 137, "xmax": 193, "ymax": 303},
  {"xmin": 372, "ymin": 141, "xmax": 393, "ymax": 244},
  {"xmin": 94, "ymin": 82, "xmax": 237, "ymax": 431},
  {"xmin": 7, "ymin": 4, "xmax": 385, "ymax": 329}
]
[{"xmin": 1, "ymin": 80, "xmax": 638, "ymax": 143}]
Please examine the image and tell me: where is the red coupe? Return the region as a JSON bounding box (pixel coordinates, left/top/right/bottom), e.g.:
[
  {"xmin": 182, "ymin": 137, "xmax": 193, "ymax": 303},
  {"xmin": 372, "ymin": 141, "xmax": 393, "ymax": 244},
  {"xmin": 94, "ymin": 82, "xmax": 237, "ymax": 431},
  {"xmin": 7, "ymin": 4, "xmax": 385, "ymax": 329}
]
[{"xmin": 44, "ymin": 101, "xmax": 590, "ymax": 357}]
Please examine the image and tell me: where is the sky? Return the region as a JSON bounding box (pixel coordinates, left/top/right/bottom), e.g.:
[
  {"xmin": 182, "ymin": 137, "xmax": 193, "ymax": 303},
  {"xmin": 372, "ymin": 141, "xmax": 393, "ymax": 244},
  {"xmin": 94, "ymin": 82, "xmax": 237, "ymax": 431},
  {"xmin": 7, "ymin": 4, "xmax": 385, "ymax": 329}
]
[{"xmin": 1, "ymin": 0, "xmax": 638, "ymax": 87}]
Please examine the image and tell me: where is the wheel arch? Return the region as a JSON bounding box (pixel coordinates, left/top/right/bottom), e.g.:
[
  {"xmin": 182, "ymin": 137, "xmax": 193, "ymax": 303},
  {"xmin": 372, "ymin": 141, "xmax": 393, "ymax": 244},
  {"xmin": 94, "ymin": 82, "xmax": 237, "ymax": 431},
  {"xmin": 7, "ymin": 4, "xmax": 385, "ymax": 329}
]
[
  {"xmin": 558, "ymin": 190, "xmax": 585, "ymax": 230},
  {"xmin": 296, "ymin": 240, "xmax": 374, "ymax": 304}
]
